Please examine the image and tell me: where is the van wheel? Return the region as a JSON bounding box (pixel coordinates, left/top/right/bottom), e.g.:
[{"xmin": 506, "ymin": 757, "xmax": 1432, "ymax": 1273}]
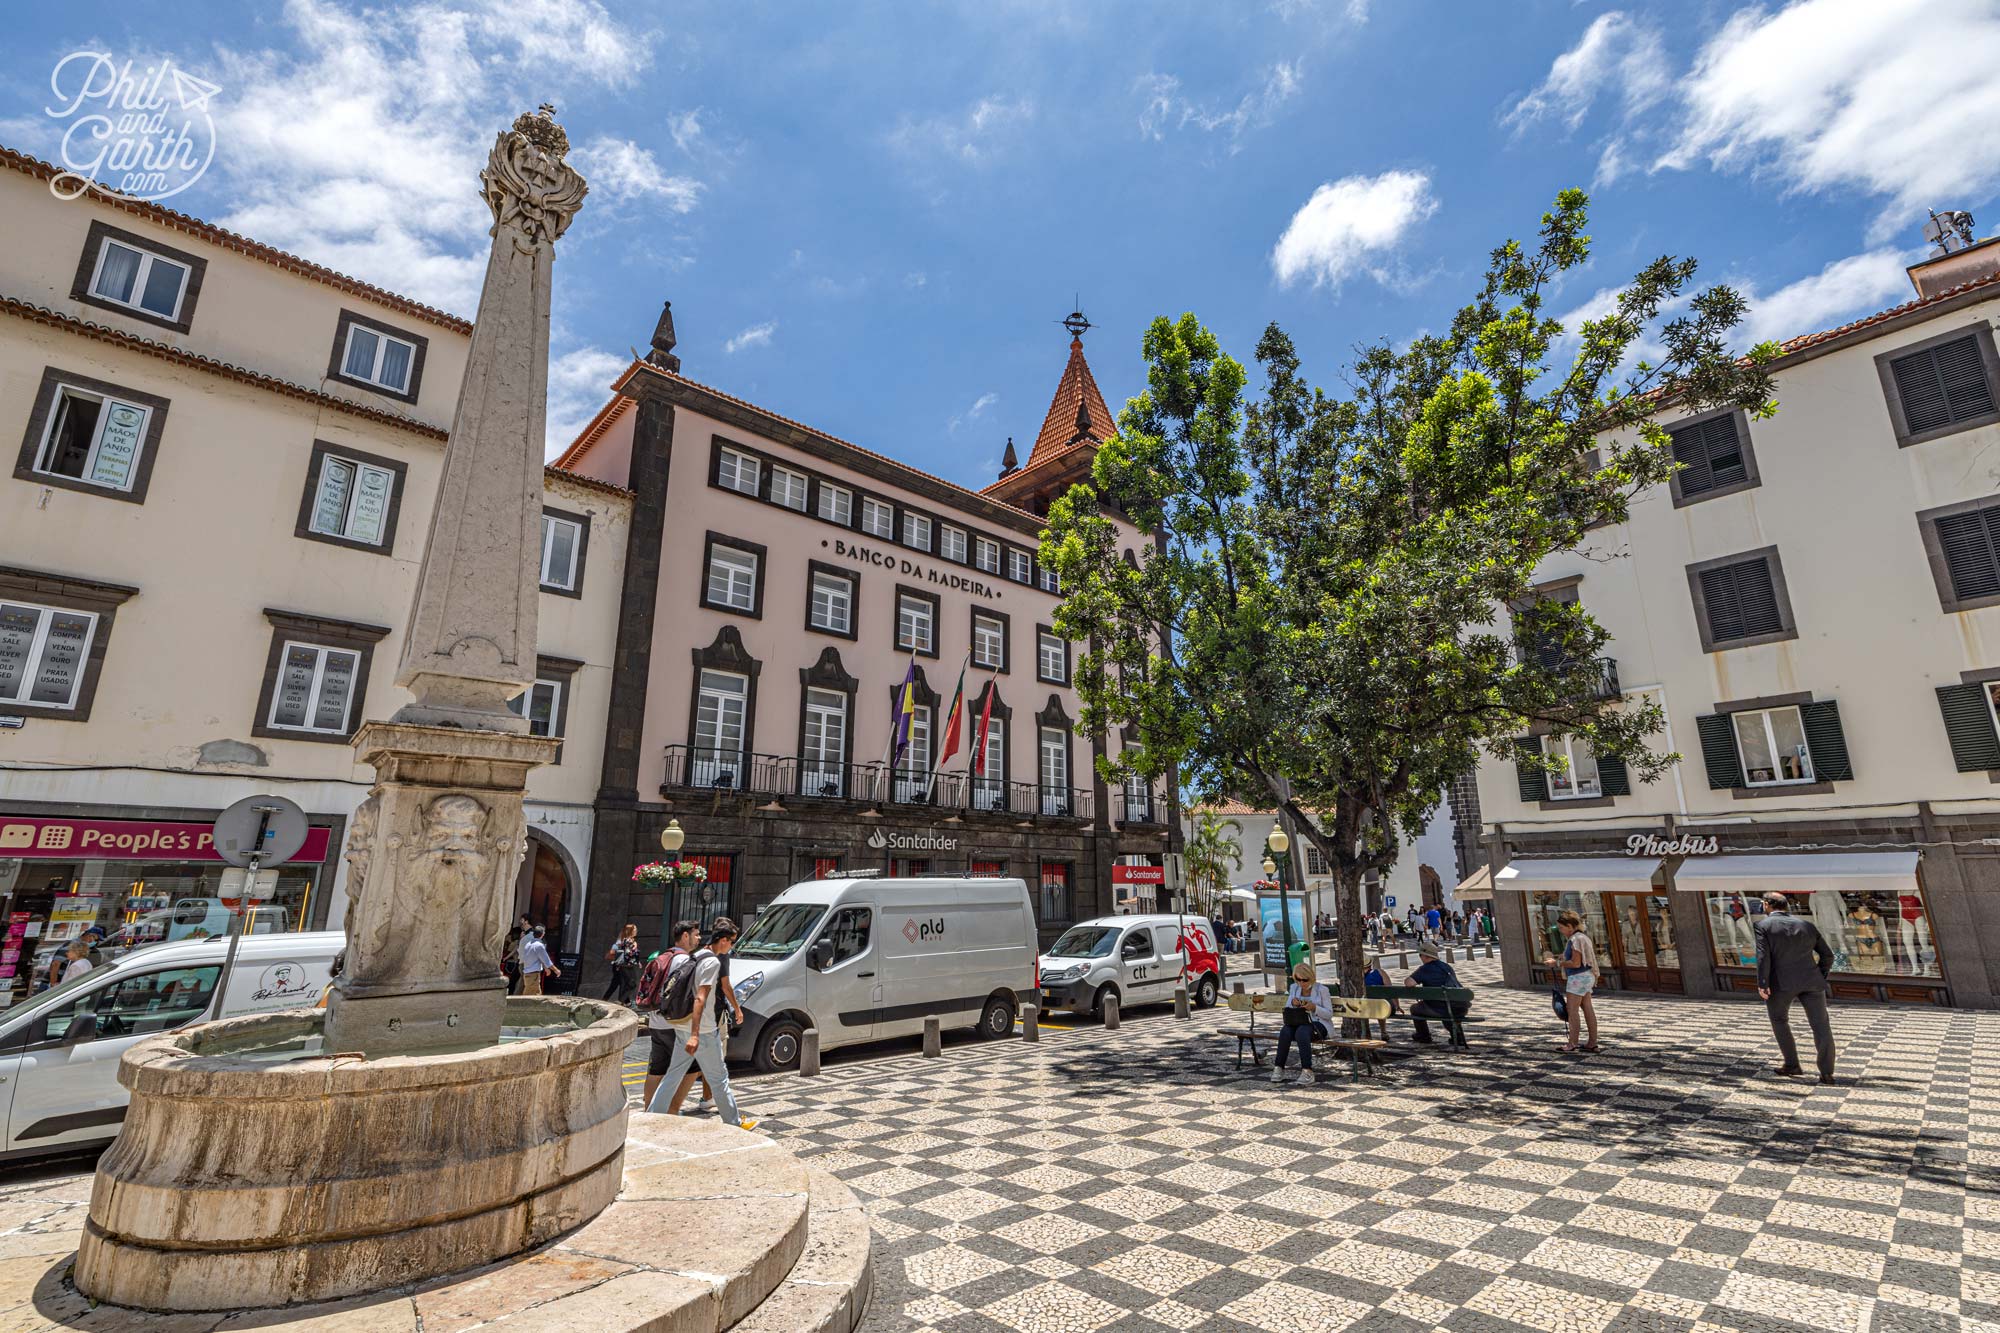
[
  {"xmin": 972, "ymin": 994, "xmax": 1016, "ymax": 1039},
  {"xmin": 1090, "ymin": 984, "xmax": 1119, "ymax": 1020},
  {"xmin": 1194, "ymin": 973, "xmax": 1219, "ymax": 1009},
  {"xmin": 753, "ymin": 1018, "xmax": 805, "ymax": 1073}
]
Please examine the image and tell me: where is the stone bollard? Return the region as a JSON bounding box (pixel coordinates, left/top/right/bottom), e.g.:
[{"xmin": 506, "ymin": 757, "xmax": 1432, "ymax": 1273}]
[
  {"xmin": 922, "ymin": 1016, "xmax": 941, "ymax": 1057},
  {"xmin": 1022, "ymin": 1004, "xmax": 1040, "ymax": 1042},
  {"xmin": 1174, "ymin": 986, "xmax": 1190, "ymax": 1019},
  {"xmin": 800, "ymin": 1028, "xmax": 821, "ymax": 1077},
  {"xmin": 1232, "ymin": 979, "xmax": 1245, "ymax": 996},
  {"xmin": 1104, "ymin": 993, "xmax": 1121, "ymax": 1030}
]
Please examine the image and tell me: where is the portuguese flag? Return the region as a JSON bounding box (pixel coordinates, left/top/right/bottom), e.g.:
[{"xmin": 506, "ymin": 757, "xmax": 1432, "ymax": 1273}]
[{"xmin": 937, "ymin": 657, "xmax": 969, "ymax": 766}]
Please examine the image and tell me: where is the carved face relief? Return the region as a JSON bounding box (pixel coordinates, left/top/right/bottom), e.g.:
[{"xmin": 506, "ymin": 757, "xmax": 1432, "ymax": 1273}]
[{"xmin": 422, "ymin": 794, "xmax": 487, "ymax": 863}]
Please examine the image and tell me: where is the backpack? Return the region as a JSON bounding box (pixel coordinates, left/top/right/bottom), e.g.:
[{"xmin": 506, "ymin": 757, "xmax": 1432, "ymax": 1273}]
[
  {"xmin": 659, "ymin": 949, "xmax": 711, "ymax": 1022},
  {"xmin": 635, "ymin": 948, "xmax": 682, "ymax": 1012}
]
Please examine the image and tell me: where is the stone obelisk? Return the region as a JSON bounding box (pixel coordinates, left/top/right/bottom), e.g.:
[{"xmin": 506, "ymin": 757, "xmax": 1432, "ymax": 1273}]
[{"xmin": 323, "ymin": 107, "xmax": 587, "ymax": 1057}]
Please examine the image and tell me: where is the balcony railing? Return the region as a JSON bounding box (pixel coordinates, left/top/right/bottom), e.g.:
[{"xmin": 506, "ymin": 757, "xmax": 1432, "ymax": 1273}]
[
  {"xmin": 1120, "ymin": 791, "xmax": 1162, "ymax": 825},
  {"xmin": 662, "ymin": 746, "xmax": 1093, "ymax": 819},
  {"xmin": 1517, "ymin": 649, "xmax": 1621, "ymax": 702}
]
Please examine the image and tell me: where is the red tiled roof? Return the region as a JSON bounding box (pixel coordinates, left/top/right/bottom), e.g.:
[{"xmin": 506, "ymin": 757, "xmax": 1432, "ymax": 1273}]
[
  {"xmin": 542, "ymin": 464, "xmax": 633, "ymax": 499},
  {"xmin": 0, "ymin": 146, "xmax": 473, "ymax": 334},
  {"xmin": 1187, "ymin": 799, "xmax": 1269, "ymax": 817},
  {"xmin": 1774, "ymin": 267, "xmax": 2000, "ymax": 357},
  {"xmin": 1025, "ymin": 335, "xmax": 1114, "ymax": 468}
]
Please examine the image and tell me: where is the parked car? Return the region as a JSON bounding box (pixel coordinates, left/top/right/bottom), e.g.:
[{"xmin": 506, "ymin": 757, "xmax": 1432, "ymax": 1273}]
[
  {"xmin": 724, "ymin": 873, "xmax": 1037, "ymax": 1072},
  {"xmin": 1038, "ymin": 914, "xmax": 1222, "ymax": 1017},
  {"xmin": 0, "ymin": 930, "xmax": 341, "ymax": 1160}
]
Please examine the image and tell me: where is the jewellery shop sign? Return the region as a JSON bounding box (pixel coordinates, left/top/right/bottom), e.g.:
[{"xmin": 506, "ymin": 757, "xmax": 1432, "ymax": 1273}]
[{"xmin": 1624, "ymin": 833, "xmax": 1719, "ymax": 857}]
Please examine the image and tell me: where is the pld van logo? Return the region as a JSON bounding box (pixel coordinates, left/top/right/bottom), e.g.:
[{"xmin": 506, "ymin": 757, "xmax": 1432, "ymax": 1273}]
[
  {"xmin": 902, "ymin": 917, "xmax": 945, "ymax": 944},
  {"xmin": 45, "ymin": 53, "xmax": 221, "ymax": 202},
  {"xmin": 866, "ymin": 827, "xmax": 889, "ymax": 850}
]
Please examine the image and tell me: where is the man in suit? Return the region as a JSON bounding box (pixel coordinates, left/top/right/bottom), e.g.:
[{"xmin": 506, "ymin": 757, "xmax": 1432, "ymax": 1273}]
[{"xmin": 1754, "ymin": 891, "xmax": 1837, "ymax": 1084}]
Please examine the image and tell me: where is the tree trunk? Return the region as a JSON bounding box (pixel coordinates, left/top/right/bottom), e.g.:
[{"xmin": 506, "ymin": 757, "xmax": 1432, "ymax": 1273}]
[{"xmin": 1330, "ymin": 863, "xmax": 1369, "ymax": 1036}]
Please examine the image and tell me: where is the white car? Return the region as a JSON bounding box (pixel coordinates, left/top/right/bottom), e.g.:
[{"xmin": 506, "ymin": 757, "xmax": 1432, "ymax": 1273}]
[
  {"xmin": 1037, "ymin": 914, "xmax": 1222, "ymax": 1017},
  {"xmin": 0, "ymin": 930, "xmax": 341, "ymax": 1160}
]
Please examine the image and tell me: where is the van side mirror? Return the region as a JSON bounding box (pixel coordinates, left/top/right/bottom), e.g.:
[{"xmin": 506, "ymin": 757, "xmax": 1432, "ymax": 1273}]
[{"xmin": 809, "ymin": 940, "xmax": 834, "ymax": 971}]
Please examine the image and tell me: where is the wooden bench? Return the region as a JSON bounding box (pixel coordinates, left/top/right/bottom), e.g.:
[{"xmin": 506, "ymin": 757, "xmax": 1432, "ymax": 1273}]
[
  {"xmin": 1217, "ymin": 993, "xmax": 1391, "ymax": 1079},
  {"xmin": 1365, "ymin": 985, "xmax": 1476, "ymax": 1048}
]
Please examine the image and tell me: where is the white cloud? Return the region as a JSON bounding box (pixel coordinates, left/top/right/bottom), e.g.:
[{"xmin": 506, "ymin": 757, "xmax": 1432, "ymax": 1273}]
[
  {"xmin": 192, "ymin": 0, "xmax": 687, "ymax": 315},
  {"xmin": 571, "ymin": 136, "xmax": 702, "ymax": 211},
  {"xmin": 1270, "ymin": 170, "xmax": 1438, "ymax": 289},
  {"xmin": 544, "ymin": 345, "xmax": 625, "ymax": 458},
  {"xmin": 904, "ymin": 271, "xmax": 928, "ymax": 289},
  {"xmin": 1661, "ymin": 0, "xmax": 2000, "ymax": 230},
  {"xmin": 949, "ymin": 392, "xmax": 999, "ymax": 434},
  {"xmin": 1506, "ymin": 11, "xmax": 1668, "ymax": 133},
  {"xmin": 1137, "ymin": 62, "xmax": 1303, "ymax": 148},
  {"xmin": 1732, "ymin": 247, "xmax": 1915, "ymax": 347},
  {"xmin": 724, "ymin": 321, "xmax": 777, "ymax": 354},
  {"xmin": 889, "ymin": 95, "xmax": 1034, "ymax": 164}
]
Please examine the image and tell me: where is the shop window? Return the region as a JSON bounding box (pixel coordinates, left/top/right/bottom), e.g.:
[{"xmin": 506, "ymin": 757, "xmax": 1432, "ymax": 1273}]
[
  {"xmin": 716, "ymin": 445, "xmax": 760, "ymax": 497},
  {"xmin": 297, "ymin": 443, "xmax": 407, "ymax": 554},
  {"xmin": 1706, "ymin": 890, "xmax": 1938, "ymax": 979},
  {"xmin": 808, "ymin": 569, "xmax": 855, "ymax": 637},
  {"xmin": 74, "ymin": 221, "xmax": 204, "ymax": 331},
  {"xmin": 1039, "ymin": 862, "xmax": 1073, "ymax": 922},
  {"xmin": 975, "ymin": 536, "xmax": 1001, "ymax": 574},
  {"xmin": 941, "ymin": 525, "xmax": 967, "ymax": 563},
  {"xmin": 769, "ymin": 465, "xmax": 808, "ymax": 512},
  {"xmin": 889, "ymin": 858, "xmax": 932, "ymax": 876},
  {"xmin": 1541, "ymin": 734, "xmax": 1601, "ymax": 800},
  {"xmin": 1526, "ymin": 892, "xmax": 1609, "ymax": 969},
  {"xmin": 816, "ymin": 482, "xmax": 852, "ymax": 525},
  {"xmin": 671, "ymin": 853, "xmax": 733, "ymax": 933},
  {"xmin": 539, "ymin": 509, "xmax": 588, "ymax": 594},
  {"xmin": 902, "ymin": 512, "xmax": 932, "ymax": 551},
  {"xmin": 701, "ymin": 536, "xmax": 765, "ymax": 617},
  {"xmin": 0, "ymin": 600, "xmax": 99, "ymax": 713},
  {"xmin": 972, "ymin": 612, "xmax": 1006, "ymax": 670},
  {"xmin": 861, "ymin": 498, "xmax": 894, "ymax": 539},
  {"xmin": 812, "ymin": 856, "xmax": 843, "ymax": 879}
]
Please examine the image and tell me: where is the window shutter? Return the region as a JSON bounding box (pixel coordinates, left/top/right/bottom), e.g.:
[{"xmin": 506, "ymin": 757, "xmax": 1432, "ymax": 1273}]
[
  {"xmin": 1513, "ymin": 738, "xmax": 1544, "ymax": 802},
  {"xmin": 1670, "ymin": 421, "xmax": 1714, "ymax": 496},
  {"xmin": 1937, "ymin": 336, "xmax": 1997, "ymax": 423},
  {"xmin": 1699, "ymin": 558, "xmax": 1782, "ymax": 644},
  {"xmin": 1894, "ymin": 335, "xmax": 1997, "ymax": 435},
  {"xmin": 1695, "ymin": 713, "xmax": 1746, "ymax": 789},
  {"xmin": 1934, "ymin": 682, "xmax": 2000, "ymax": 772},
  {"xmin": 1672, "ymin": 416, "xmax": 1747, "ymax": 497},
  {"xmin": 1934, "ymin": 506, "xmax": 2000, "ymax": 602},
  {"xmin": 1596, "ymin": 749, "xmax": 1630, "ymax": 797},
  {"xmin": 1798, "ymin": 700, "xmax": 1852, "ymax": 782}
]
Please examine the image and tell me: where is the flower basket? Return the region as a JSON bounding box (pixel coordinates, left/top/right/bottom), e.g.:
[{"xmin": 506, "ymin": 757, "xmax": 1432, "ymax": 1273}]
[{"xmin": 632, "ymin": 860, "xmax": 708, "ymax": 888}]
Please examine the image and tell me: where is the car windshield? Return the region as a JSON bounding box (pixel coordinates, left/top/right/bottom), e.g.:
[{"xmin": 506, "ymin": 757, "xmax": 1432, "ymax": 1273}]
[
  {"xmin": 733, "ymin": 903, "xmax": 827, "ymax": 960},
  {"xmin": 1048, "ymin": 926, "xmax": 1119, "ymax": 958}
]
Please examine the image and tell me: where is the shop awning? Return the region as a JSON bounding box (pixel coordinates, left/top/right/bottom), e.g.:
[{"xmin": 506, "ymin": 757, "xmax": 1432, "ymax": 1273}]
[
  {"xmin": 1455, "ymin": 866, "xmax": 1493, "ymax": 901},
  {"xmin": 1671, "ymin": 852, "xmax": 1921, "ymax": 896},
  {"xmin": 1493, "ymin": 857, "xmax": 1662, "ymax": 894}
]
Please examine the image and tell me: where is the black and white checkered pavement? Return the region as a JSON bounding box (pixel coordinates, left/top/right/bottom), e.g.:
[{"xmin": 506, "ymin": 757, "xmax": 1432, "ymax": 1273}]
[{"xmin": 719, "ymin": 953, "xmax": 2000, "ymax": 1332}]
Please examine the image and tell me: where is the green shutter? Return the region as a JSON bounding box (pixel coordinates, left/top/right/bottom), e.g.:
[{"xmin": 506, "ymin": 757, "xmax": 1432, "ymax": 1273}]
[
  {"xmin": 1798, "ymin": 700, "xmax": 1852, "ymax": 782},
  {"xmin": 1596, "ymin": 750, "xmax": 1630, "ymax": 797},
  {"xmin": 1935, "ymin": 683, "xmax": 2000, "ymax": 772},
  {"xmin": 1695, "ymin": 713, "xmax": 1746, "ymax": 789},
  {"xmin": 1513, "ymin": 737, "xmax": 1544, "ymax": 802}
]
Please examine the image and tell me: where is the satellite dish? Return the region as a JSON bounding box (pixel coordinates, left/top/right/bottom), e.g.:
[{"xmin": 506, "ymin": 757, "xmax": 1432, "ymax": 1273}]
[{"xmin": 212, "ymin": 794, "xmax": 311, "ymax": 868}]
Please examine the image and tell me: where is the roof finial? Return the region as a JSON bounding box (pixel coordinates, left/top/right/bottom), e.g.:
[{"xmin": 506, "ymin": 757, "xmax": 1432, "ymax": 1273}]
[
  {"xmin": 648, "ymin": 299, "xmax": 681, "ymax": 372},
  {"xmin": 1000, "ymin": 436, "xmax": 1018, "ymax": 477},
  {"xmin": 1061, "ymin": 305, "xmax": 1091, "ymax": 341}
]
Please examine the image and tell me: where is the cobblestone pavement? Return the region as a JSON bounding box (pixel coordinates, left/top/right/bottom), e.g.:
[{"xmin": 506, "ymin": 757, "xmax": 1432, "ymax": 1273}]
[{"xmin": 722, "ymin": 955, "xmax": 2000, "ymax": 1333}]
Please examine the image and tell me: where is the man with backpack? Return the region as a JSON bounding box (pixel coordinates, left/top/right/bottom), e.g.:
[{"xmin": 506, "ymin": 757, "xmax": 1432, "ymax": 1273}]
[
  {"xmin": 637, "ymin": 922, "xmax": 698, "ymax": 1109},
  {"xmin": 646, "ymin": 918, "xmax": 752, "ymax": 1130}
]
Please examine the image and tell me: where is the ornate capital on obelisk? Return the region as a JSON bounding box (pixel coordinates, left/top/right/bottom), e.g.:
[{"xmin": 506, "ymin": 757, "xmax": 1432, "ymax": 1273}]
[{"xmin": 481, "ymin": 104, "xmax": 588, "ymax": 250}]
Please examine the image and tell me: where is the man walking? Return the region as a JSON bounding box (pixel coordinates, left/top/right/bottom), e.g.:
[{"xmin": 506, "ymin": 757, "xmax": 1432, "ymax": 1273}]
[
  {"xmin": 518, "ymin": 923, "xmax": 559, "ymax": 995},
  {"xmin": 647, "ymin": 918, "xmax": 752, "ymax": 1129},
  {"xmin": 1755, "ymin": 891, "xmax": 1837, "ymax": 1085},
  {"xmin": 639, "ymin": 921, "xmax": 699, "ymax": 1109}
]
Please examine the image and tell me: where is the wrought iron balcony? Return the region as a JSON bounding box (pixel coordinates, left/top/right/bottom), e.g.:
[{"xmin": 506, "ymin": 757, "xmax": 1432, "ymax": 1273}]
[{"xmin": 661, "ymin": 746, "xmax": 1092, "ymax": 819}]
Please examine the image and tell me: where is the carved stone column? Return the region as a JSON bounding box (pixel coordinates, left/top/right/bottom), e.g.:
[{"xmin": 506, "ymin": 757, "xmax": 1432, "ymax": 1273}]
[{"xmin": 324, "ymin": 108, "xmax": 585, "ymax": 1056}]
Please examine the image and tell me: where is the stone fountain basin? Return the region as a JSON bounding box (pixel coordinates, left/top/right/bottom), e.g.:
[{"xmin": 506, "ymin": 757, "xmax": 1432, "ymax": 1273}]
[{"xmin": 75, "ymin": 995, "xmax": 639, "ymax": 1312}]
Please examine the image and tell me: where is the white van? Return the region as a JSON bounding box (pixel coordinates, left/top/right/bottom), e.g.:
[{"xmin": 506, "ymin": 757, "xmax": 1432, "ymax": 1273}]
[
  {"xmin": 1037, "ymin": 914, "xmax": 1223, "ymax": 1017},
  {"xmin": 0, "ymin": 930, "xmax": 341, "ymax": 1160},
  {"xmin": 724, "ymin": 874, "xmax": 1036, "ymax": 1072}
]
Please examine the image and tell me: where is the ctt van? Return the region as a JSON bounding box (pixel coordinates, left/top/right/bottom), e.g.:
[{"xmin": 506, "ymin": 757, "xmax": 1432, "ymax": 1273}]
[
  {"xmin": 724, "ymin": 873, "xmax": 1037, "ymax": 1072},
  {"xmin": 1037, "ymin": 913, "xmax": 1223, "ymax": 1018}
]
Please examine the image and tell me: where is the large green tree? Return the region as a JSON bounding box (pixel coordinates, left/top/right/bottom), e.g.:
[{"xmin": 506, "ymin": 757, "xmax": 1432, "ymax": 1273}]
[
  {"xmin": 1182, "ymin": 812, "xmax": 1243, "ymax": 916},
  {"xmin": 1044, "ymin": 191, "xmax": 1775, "ymax": 1006}
]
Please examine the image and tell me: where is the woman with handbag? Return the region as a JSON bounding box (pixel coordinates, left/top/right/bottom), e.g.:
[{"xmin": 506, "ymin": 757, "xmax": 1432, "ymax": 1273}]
[
  {"xmin": 1272, "ymin": 962, "xmax": 1334, "ymax": 1085},
  {"xmin": 603, "ymin": 922, "xmax": 642, "ymax": 1004},
  {"xmin": 1542, "ymin": 909, "xmax": 1600, "ymax": 1053}
]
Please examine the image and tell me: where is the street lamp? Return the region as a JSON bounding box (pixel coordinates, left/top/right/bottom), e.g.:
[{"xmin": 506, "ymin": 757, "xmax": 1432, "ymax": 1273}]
[
  {"xmin": 659, "ymin": 820, "xmax": 686, "ymax": 949},
  {"xmin": 1266, "ymin": 828, "xmax": 1303, "ymax": 972}
]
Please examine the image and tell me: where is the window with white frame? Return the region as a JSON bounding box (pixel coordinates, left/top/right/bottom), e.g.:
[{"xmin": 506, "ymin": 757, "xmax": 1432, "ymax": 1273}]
[
  {"xmin": 1123, "ymin": 773, "xmax": 1151, "ymax": 822},
  {"xmin": 33, "ymin": 384, "xmax": 151, "ymax": 493},
  {"xmin": 809, "ymin": 570, "xmax": 853, "ymax": 635},
  {"xmin": 862, "ymin": 497, "xmax": 894, "ymax": 539},
  {"xmin": 507, "ymin": 678, "xmax": 563, "ymax": 737},
  {"xmin": 941, "ymin": 525, "xmax": 967, "ymax": 562},
  {"xmin": 541, "ymin": 513, "xmax": 583, "ymax": 590},
  {"xmin": 1039, "ymin": 564, "xmax": 1060, "ymax": 594},
  {"xmin": 1732, "ymin": 706, "xmax": 1815, "ymax": 786},
  {"xmin": 339, "ymin": 324, "xmax": 417, "ymax": 394},
  {"xmin": 717, "ymin": 447, "xmax": 760, "ymax": 497},
  {"xmin": 972, "ymin": 613, "xmax": 1005, "ymax": 669},
  {"xmin": 1541, "ymin": 734, "xmax": 1602, "ymax": 800},
  {"xmin": 1039, "ymin": 726, "xmax": 1070, "ymax": 811},
  {"xmin": 975, "ymin": 536, "xmax": 1001, "ymax": 574},
  {"xmin": 88, "ymin": 238, "xmax": 190, "ymax": 321},
  {"xmin": 897, "ymin": 593, "xmax": 934, "ymax": 654},
  {"xmin": 817, "ymin": 483, "xmax": 852, "ymax": 525},
  {"xmin": 310, "ymin": 453, "xmax": 397, "ymax": 546},
  {"xmin": 972, "ymin": 716, "xmax": 1006, "ymax": 808},
  {"xmin": 903, "ymin": 512, "xmax": 932, "ymax": 550},
  {"xmin": 769, "ymin": 465, "xmax": 808, "ymax": 511},
  {"xmin": 1037, "ymin": 630, "xmax": 1066, "ymax": 683},
  {"xmin": 0, "ymin": 601, "xmax": 98, "ymax": 711},
  {"xmin": 801, "ymin": 688, "xmax": 848, "ymax": 794},
  {"xmin": 1007, "ymin": 549, "xmax": 1032, "ymax": 584},
  {"xmin": 705, "ymin": 544, "xmax": 759, "ymax": 612},
  {"xmin": 693, "ymin": 670, "xmax": 749, "ymax": 785},
  {"xmin": 267, "ymin": 642, "xmax": 362, "ymax": 734},
  {"xmin": 895, "ymin": 705, "xmax": 933, "ymax": 799}
]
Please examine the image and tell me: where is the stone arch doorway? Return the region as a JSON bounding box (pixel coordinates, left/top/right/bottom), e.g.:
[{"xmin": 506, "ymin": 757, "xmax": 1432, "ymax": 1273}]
[{"xmin": 515, "ymin": 831, "xmax": 577, "ymax": 945}]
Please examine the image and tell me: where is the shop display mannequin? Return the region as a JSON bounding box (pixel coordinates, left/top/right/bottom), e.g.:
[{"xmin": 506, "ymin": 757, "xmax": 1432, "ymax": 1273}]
[
  {"xmin": 1897, "ymin": 894, "xmax": 1932, "ymax": 974},
  {"xmin": 1807, "ymin": 890, "xmax": 1849, "ymax": 968},
  {"xmin": 1714, "ymin": 894, "xmax": 1755, "ymax": 962},
  {"xmin": 1845, "ymin": 899, "xmax": 1888, "ymax": 973}
]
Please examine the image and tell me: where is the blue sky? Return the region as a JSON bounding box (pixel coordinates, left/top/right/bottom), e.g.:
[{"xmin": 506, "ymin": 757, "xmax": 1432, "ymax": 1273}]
[{"xmin": 4, "ymin": 0, "xmax": 1998, "ymax": 487}]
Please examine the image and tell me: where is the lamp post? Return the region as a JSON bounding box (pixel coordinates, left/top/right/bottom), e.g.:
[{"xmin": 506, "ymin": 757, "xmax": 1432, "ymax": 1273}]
[
  {"xmin": 1268, "ymin": 828, "xmax": 1305, "ymax": 972},
  {"xmin": 660, "ymin": 819, "xmax": 685, "ymax": 947}
]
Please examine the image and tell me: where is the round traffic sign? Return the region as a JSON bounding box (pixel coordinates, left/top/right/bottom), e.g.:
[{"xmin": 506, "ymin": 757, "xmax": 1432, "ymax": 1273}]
[{"xmin": 212, "ymin": 794, "xmax": 311, "ymax": 868}]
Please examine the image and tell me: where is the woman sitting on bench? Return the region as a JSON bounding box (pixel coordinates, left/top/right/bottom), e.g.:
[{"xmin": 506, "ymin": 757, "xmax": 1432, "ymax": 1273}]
[{"xmin": 1274, "ymin": 962, "xmax": 1334, "ymax": 1085}]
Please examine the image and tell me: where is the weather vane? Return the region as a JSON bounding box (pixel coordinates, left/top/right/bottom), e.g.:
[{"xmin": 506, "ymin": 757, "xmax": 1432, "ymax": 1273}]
[{"xmin": 1061, "ymin": 299, "xmax": 1091, "ymax": 339}]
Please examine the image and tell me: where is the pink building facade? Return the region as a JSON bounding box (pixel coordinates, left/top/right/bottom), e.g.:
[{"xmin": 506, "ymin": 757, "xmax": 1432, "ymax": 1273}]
[{"xmin": 562, "ymin": 307, "xmax": 1174, "ymax": 973}]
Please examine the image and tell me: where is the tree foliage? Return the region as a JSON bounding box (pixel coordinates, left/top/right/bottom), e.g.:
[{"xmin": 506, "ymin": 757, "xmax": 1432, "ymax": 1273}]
[
  {"xmin": 1043, "ymin": 190, "xmax": 1776, "ymax": 1002},
  {"xmin": 1181, "ymin": 813, "xmax": 1243, "ymax": 916}
]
